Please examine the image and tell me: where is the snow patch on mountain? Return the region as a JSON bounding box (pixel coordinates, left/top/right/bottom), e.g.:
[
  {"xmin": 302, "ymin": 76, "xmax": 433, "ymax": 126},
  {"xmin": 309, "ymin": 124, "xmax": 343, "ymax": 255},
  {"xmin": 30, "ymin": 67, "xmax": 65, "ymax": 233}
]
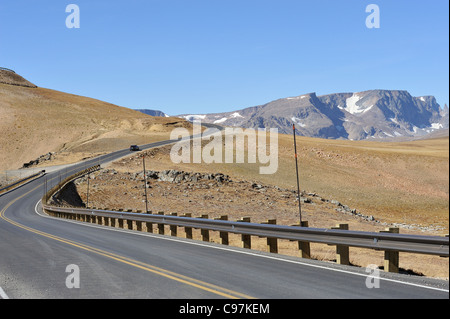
[
  {"xmin": 213, "ymin": 117, "xmax": 228, "ymax": 124},
  {"xmin": 344, "ymin": 94, "xmax": 364, "ymax": 114},
  {"xmin": 291, "ymin": 117, "xmax": 306, "ymax": 127}
]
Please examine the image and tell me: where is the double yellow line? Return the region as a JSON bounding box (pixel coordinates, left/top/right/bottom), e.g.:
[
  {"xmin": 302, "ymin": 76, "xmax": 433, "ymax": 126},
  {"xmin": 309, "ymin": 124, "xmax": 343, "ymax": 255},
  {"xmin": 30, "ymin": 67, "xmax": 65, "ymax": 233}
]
[{"xmin": 0, "ymin": 172, "xmax": 253, "ymax": 299}]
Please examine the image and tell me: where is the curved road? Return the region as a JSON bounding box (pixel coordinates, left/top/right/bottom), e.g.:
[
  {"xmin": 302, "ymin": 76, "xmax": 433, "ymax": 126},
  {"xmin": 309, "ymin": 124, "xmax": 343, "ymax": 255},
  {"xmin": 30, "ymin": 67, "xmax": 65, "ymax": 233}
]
[{"xmin": 1, "ymin": 134, "xmax": 448, "ymax": 301}]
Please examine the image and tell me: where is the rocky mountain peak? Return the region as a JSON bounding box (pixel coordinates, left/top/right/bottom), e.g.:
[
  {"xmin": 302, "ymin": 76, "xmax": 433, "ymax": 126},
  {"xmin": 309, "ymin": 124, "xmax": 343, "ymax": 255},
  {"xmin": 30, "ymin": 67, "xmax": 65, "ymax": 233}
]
[{"xmin": 178, "ymin": 89, "xmax": 449, "ymax": 141}]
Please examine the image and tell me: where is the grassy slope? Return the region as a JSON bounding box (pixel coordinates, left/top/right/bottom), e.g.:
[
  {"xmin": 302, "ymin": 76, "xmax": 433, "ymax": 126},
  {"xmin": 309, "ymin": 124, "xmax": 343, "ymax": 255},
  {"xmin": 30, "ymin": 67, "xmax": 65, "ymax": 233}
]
[
  {"xmin": 106, "ymin": 131, "xmax": 449, "ymax": 229},
  {"xmin": 275, "ymin": 134, "xmax": 449, "ymax": 228},
  {"xmin": 0, "ymin": 83, "xmax": 189, "ymax": 171}
]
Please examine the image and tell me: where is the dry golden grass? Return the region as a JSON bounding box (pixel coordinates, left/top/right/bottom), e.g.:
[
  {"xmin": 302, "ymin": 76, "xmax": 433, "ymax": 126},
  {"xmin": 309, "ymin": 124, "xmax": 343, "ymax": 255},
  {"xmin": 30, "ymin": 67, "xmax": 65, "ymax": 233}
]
[
  {"xmin": 99, "ymin": 131, "xmax": 448, "ymax": 231},
  {"xmin": 0, "ymin": 83, "xmax": 191, "ymax": 171}
]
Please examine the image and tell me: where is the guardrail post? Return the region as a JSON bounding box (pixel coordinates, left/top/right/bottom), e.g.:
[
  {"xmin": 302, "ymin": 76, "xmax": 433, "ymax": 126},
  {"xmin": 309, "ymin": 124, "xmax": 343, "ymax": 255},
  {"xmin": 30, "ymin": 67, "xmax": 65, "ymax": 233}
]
[
  {"xmin": 170, "ymin": 213, "xmax": 178, "ymax": 236},
  {"xmin": 263, "ymin": 219, "xmax": 278, "ymax": 253},
  {"xmin": 126, "ymin": 218, "xmax": 133, "ymax": 230},
  {"xmin": 331, "ymin": 224, "xmax": 350, "ymax": 265},
  {"xmin": 103, "ymin": 215, "xmax": 109, "ymax": 226},
  {"xmin": 125, "ymin": 209, "xmax": 134, "ymax": 229},
  {"xmin": 443, "ymin": 235, "xmax": 450, "ymax": 258},
  {"xmin": 158, "ymin": 212, "xmax": 165, "ymax": 234},
  {"xmin": 293, "ymin": 221, "xmax": 311, "ymax": 259},
  {"xmin": 182, "ymin": 213, "xmax": 193, "ymax": 239},
  {"xmin": 200, "ymin": 215, "xmax": 210, "ymax": 242},
  {"xmin": 238, "ymin": 217, "xmax": 251, "ymax": 249},
  {"xmin": 111, "ymin": 215, "xmax": 117, "ymax": 228},
  {"xmin": 381, "ymin": 227, "xmax": 399, "ymax": 273},
  {"xmin": 145, "ymin": 211, "xmax": 153, "ymax": 233},
  {"xmin": 214, "ymin": 215, "xmax": 229, "ymax": 245}
]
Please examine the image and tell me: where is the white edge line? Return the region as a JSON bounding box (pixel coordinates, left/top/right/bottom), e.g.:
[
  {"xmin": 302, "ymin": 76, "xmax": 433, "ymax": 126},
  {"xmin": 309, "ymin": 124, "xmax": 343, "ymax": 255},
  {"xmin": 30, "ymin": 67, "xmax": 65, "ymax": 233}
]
[
  {"xmin": 0, "ymin": 287, "xmax": 10, "ymax": 299},
  {"xmin": 34, "ymin": 200, "xmax": 449, "ymax": 294}
]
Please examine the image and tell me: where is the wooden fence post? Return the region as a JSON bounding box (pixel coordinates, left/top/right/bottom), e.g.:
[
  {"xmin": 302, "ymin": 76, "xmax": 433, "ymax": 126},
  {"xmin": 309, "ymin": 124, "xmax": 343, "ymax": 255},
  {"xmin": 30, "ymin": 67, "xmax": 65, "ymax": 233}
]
[
  {"xmin": 200, "ymin": 214, "xmax": 209, "ymax": 242},
  {"xmin": 214, "ymin": 215, "xmax": 229, "ymax": 245},
  {"xmin": 145, "ymin": 210, "xmax": 153, "ymax": 233},
  {"xmin": 293, "ymin": 221, "xmax": 310, "ymax": 258},
  {"xmin": 136, "ymin": 218, "xmax": 142, "ymax": 231},
  {"xmin": 127, "ymin": 219, "xmax": 133, "ymax": 230},
  {"xmin": 331, "ymin": 224, "xmax": 350, "ymax": 265},
  {"xmin": 263, "ymin": 219, "xmax": 278, "ymax": 253},
  {"xmin": 239, "ymin": 217, "xmax": 251, "ymax": 249},
  {"xmin": 381, "ymin": 227, "xmax": 399, "ymax": 273},
  {"xmin": 182, "ymin": 213, "xmax": 193, "ymax": 239},
  {"xmin": 158, "ymin": 212, "xmax": 165, "ymax": 235},
  {"xmin": 170, "ymin": 213, "xmax": 178, "ymax": 236}
]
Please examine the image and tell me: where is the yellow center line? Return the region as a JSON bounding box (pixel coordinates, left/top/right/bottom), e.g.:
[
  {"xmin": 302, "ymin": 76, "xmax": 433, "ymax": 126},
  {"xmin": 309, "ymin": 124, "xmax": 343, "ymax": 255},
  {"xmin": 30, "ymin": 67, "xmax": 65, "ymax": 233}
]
[{"xmin": 0, "ymin": 172, "xmax": 254, "ymax": 299}]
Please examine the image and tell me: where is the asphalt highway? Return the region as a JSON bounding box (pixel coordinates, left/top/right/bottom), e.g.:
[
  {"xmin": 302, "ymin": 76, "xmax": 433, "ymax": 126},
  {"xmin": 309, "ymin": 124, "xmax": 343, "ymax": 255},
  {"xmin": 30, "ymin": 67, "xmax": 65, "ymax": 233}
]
[{"xmin": 1, "ymin": 134, "xmax": 448, "ymax": 300}]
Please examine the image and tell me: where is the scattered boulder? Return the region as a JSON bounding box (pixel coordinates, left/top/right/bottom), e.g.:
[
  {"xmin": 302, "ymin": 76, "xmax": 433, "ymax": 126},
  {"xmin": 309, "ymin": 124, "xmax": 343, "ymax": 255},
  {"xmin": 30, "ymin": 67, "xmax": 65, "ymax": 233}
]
[
  {"xmin": 142, "ymin": 170, "xmax": 232, "ymax": 184},
  {"xmin": 22, "ymin": 152, "xmax": 54, "ymax": 168},
  {"xmin": 330, "ymin": 199, "xmax": 341, "ymax": 206}
]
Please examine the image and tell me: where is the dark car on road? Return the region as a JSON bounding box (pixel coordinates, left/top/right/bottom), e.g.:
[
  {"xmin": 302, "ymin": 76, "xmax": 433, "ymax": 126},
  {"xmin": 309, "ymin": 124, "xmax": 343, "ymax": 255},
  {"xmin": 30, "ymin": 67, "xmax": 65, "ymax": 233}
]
[{"xmin": 130, "ymin": 145, "xmax": 140, "ymax": 151}]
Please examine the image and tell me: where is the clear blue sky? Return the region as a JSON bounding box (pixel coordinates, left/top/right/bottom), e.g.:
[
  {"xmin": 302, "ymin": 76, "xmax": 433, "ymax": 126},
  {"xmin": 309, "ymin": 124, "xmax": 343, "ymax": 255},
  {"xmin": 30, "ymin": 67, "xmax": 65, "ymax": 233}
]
[{"xmin": 1, "ymin": 0, "xmax": 448, "ymax": 115}]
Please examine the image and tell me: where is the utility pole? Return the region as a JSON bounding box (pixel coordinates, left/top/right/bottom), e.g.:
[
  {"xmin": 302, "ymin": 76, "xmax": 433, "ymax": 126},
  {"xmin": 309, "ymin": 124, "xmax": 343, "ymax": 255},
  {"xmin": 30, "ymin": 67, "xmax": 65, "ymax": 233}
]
[
  {"xmin": 293, "ymin": 124, "xmax": 302, "ymax": 224},
  {"xmin": 142, "ymin": 154, "xmax": 149, "ymax": 213}
]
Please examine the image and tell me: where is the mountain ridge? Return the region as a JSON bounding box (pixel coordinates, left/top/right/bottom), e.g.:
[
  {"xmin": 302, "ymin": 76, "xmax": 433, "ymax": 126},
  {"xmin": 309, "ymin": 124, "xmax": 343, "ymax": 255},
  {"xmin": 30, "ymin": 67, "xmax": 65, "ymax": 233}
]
[{"xmin": 178, "ymin": 89, "xmax": 449, "ymax": 141}]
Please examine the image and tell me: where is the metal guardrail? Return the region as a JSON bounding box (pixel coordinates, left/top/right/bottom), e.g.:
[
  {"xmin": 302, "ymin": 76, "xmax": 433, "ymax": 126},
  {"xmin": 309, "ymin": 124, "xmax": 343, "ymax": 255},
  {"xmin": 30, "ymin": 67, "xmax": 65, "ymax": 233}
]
[
  {"xmin": 42, "ymin": 205, "xmax": 449, "ymax": 257},
  {"xmin": 0, "ymin": 170, "xmax": 45, "ymax": 195},
  {"xmin": 43, "ymin": 165, "xmax": 100, "ymax": 204}
]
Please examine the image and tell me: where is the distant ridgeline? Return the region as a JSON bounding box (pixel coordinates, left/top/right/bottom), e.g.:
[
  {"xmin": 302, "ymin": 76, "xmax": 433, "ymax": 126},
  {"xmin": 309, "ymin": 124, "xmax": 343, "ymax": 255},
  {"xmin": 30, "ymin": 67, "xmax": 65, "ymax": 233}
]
[{"xmin": 0, "ymin": 67, "xmax": 37, "ymax": 88}]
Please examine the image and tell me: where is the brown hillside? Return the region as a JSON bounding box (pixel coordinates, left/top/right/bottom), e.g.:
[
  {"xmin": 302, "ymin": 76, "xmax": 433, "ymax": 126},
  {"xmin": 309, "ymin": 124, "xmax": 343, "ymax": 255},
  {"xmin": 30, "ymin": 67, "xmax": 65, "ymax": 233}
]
[{"xmin": 0, "ymin": 82, "xmax": 190, "ymax": 171}]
